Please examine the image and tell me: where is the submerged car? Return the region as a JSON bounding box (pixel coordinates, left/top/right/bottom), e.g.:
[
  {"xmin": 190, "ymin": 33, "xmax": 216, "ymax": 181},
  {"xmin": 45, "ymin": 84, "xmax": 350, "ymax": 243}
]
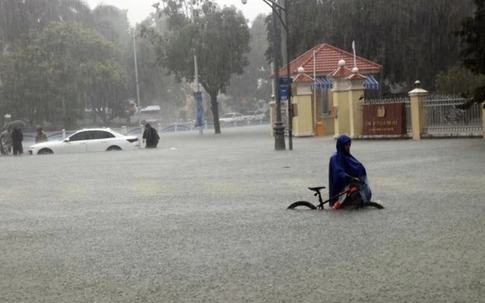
[{"xmin": 28, "ymin": 128, "xmax": 139, "ymax": 155}]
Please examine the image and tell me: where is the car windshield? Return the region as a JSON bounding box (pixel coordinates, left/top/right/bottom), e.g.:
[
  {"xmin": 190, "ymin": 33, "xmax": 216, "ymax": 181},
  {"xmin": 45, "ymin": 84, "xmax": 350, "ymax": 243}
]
[{"xmin": 222, "ymin": 114, "xmax": 234, "ymax": 118}]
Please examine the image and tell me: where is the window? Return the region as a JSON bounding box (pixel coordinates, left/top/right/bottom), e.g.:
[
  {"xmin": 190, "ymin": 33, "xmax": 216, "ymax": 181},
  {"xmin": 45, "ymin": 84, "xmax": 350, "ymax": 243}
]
[
  {"xmin": 321, "ymin": 90, "xmax": 330, "ymax": 116},
  {"xmin": 91, "ymin": 131, "xmax": 115, "ymax": 139},
  {"xmin": 69, "ymin": 131, "xmax": 89, "ymax": 141}
]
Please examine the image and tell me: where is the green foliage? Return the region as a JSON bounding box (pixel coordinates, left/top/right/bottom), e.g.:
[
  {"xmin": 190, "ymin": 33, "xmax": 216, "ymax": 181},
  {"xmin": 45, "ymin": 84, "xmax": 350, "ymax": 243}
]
[
  {"xmin": 283, "ymin": 0, "xmax": 475, "ymax": 91},
  {"xmin": 0, "ymin": 22, "xmax": 128, "ymax": 128},
  {"xmin": 0, "ymin": 0, "xmax": 91, "ymax": 44},
  {"xmin": 138, "ymin": 15, "xmax": 188, "ymax": 118},
  {"xmin": 154, "ymin": 0, "xmax": 251, "ymax": 134},
  {"xmin": 435, "ymin": 65, "xmax": 485, "ymax": 96},
  {"xmin": 226, "ymin": 14, "xmax": 271, "ymax": 111},
  {"xmin": 456, "ymin": 0, "xmax": 485, "ymax": 106}
]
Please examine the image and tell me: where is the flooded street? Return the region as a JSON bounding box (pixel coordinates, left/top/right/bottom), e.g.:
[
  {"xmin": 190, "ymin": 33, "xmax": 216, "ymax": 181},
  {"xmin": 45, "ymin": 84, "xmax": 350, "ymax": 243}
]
[{"xmin": 1, "ymin": 126, "xmax": 484, "ymax": 303}]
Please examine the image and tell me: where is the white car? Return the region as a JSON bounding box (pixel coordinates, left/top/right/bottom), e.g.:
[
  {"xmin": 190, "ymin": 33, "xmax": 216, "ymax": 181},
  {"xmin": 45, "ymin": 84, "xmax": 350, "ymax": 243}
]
[
  {"xmin": 246, "ymin": 110, "xmax": 267, "ymax": 121},
  {"xmin": 219, "ymin": 112, "xmax": 246, "ymax": 123},
  {"xmin": 28, "ymin": 128, "xmax": 140, "ymax": 155}
]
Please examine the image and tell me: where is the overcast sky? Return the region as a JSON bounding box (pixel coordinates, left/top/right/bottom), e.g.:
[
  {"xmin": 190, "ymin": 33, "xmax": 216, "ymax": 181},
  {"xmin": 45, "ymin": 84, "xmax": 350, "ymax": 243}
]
[{"xmin": 85, "ymin": 0, "xmax": 271, "ymax": 25}]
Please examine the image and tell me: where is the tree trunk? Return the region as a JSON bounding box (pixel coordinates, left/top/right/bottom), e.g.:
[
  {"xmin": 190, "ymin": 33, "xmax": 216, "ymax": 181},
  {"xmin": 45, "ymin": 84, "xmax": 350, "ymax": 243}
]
[{"xmin": 210, "ymin": 93, "xmax": 221, "ymax": 134}]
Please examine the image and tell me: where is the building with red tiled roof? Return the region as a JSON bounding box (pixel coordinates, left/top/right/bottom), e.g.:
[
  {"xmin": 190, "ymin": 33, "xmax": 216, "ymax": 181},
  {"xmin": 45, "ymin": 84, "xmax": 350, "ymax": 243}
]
[
  {"xmin": 292, "ymin": 73, "xmax": 314, "ymax": 83},
  {"xmin": 268, "ymin": 43, "xmax": 383, "ymax": 138},
  {"xmin": 274, "ymin": 43, "xmax": 382, "ymax": 78}
]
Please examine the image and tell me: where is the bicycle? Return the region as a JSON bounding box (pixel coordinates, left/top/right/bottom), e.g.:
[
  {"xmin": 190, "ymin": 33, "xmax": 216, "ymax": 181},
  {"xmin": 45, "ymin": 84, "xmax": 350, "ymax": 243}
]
[{"xmin": 287, "ymin": 179, "xmax": 384, "ymax": 210}]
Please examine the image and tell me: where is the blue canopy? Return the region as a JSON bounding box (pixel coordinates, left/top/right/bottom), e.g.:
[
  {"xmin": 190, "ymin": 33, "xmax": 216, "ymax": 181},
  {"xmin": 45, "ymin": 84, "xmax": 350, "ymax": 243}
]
[
  {"xmin": 311, "ymin": 76, "xmax": 333, "ymax": 90},
  {"xmin": 363, "ymin": 75, "xmax": 379, "ymax": 90},
  {"xmin": 312, "ymin": 75, "xmax": 379, "ymax": 90}
]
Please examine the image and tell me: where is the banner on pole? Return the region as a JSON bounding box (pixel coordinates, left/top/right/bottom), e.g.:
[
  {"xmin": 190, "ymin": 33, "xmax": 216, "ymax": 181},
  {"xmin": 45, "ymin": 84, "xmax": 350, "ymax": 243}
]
[{"xmin": 194, "ymin": 92, "xmax": 204, "ymax": 127}]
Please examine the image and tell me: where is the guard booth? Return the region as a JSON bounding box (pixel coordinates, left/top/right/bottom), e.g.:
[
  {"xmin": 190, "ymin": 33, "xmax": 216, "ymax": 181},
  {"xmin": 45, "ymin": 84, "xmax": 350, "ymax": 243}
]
[{"xmin": 270, "ymin": 43, "xmax": 382, "ymax": 137}]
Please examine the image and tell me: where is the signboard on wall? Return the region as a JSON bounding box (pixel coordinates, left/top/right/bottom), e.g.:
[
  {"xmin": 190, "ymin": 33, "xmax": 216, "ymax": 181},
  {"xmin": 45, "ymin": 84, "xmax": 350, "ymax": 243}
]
[
  {"xmin": 363, "ymin": 103, "xmax": 406, "ymax": 135},
  {"xmin": 279, "ymin": 77, "xmax": 293, "ymax": 101}
]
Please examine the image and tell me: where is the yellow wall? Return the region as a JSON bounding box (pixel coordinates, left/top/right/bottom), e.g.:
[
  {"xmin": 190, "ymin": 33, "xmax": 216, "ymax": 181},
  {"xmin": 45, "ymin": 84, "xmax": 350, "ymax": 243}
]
[
  {"xmin": 322, "ymin": 117, "xmax": 334, "ymax": 136},
  {"xmin": 333, "ymin": 90, "xmax": 350, "ymax": 137},
  {"xmin": 269, "ymin": 101, "xmax": 275, "ymax": 136},
  {"xmin": 293, "ymin": 94, "xmax": 314, "ymax": 136},
  {"xmin": 348, "ymin": 86, "xmax": 365, "ymax": 137}
]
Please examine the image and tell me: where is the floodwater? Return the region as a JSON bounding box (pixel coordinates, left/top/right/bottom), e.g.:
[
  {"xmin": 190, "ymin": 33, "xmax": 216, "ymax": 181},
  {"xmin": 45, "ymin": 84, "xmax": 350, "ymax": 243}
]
[{"xmin": 1, "ymin": 126, "xmax": 484, "ymax": 303}]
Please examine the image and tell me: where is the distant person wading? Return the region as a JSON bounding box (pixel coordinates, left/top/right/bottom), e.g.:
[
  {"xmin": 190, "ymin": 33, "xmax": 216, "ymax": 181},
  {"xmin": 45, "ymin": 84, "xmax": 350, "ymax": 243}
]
[
  {"xmin": 35, "ymin": 128, "xmax": 48, "ymax": 143},
  {"xmin": 142, "ymin": 123, "xmax": 160, "ymax": 148}
]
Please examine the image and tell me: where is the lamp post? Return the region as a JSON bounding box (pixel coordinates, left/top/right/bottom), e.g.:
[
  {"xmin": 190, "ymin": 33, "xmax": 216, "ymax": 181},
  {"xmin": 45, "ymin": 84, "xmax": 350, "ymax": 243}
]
[
  {"xmin": 132, "ymin": 28, "xmax": 142, "ymax": 126},
  {"xmin": 242, "ymin": 0, "xmax": 292, "ymax": 150},
  {"xmin": 190, "ymin": 1, "xmax": 203, "ymax": 136}
]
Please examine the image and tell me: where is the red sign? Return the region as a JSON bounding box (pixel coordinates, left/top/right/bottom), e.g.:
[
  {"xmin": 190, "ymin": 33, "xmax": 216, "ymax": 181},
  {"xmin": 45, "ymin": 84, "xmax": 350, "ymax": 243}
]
[{"xmin": 363, "ymin": 103, "xmax": 406, "ymax": 135}]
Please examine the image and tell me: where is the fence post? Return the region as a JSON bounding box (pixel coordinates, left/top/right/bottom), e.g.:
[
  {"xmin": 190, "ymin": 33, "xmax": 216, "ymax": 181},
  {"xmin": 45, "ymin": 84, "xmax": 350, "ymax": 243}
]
[
  {"xmin": 408, "ymin": 81, "xmax": 428, "ymax": 140},
  {"xmin": 482, "ymin": 105, "xmax": 485, "ymax": 139}
]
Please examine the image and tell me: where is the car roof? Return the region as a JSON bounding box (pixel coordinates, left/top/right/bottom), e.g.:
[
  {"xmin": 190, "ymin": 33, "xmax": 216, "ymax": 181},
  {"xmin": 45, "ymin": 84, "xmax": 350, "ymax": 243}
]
[
  {"xmin": 75, "ymin": 128, "xmax": 113, "ymax": 132},
  {"xmin": 71, "ymin": 128, "xmax": 123, "ymax": 136}
]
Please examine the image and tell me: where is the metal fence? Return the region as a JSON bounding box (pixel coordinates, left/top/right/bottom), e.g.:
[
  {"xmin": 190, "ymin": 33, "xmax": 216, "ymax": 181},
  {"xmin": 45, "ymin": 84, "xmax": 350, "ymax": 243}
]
[{"xmin": 423, "ymin": 96, "xmax": 482, "ymax": 136}]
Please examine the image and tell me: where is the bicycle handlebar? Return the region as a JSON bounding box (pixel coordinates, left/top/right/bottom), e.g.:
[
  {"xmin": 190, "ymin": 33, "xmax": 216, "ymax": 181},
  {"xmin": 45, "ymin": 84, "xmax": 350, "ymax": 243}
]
[{"xmin": 347, "ymin": 176, "xmax": 363, "ymax": 184}]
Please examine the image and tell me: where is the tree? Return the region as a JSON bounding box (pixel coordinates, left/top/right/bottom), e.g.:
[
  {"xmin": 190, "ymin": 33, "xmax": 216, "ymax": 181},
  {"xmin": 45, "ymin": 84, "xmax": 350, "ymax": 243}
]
[
  {"xmin": 456, "ymin": 0, "xmax": 485, "ymax": 107},
  {"xmin": 152, "ymin": 0, "xmax": 251, "ymax": 134},
  {"xmin": 0, "ymin": 0, "xmax": 91, "ymax": 44},
  {"xmin": 0, "ymin": 22, "xmax": 128, "ymax": 128},
  {"xmin": 226, "ymin": 14, "xmax": 271, "ymax": 112},
  {"xmin": 137, "ymin": 15, "xmax": 188, "ymax": 122},
  {"xmin": 435, "ymin": 65, "xmax": 485, "ymax": 96},
  {"xmin": 282, "ymin": 0, "xmax": 475, "ymax": 92}
]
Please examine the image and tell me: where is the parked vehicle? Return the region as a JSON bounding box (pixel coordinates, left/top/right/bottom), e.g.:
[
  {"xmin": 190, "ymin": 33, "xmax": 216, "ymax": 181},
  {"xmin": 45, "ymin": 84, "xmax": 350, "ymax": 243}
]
[
  {"xmin": 28, "ymin": 128, "xmax": 139, "ymax": 155},
  {"xmin": 219, "ymin": 112, "xmax": 246, "ymax": 123},
  {"xmin": 246, "ymin": 110, "xmax": 267, "ymax": 121}
]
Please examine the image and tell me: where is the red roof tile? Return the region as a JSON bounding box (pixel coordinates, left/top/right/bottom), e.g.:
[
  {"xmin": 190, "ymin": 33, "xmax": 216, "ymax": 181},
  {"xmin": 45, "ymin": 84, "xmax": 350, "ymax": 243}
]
[
  {"xmin": 274, "ymin": 43, "xmax": 382, "ymax": 78},
  {"xmin": 293, "ymin": 73, "xmax": 314, "ymax": 83},
  {"xmin": 347, "ymin": 73, "xmax": 367, "ymax": 81}
]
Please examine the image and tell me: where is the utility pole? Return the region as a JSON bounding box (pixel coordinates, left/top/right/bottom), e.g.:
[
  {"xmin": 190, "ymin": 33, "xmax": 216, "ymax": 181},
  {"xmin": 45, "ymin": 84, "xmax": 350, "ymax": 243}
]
[
  {"xmin": 191, "ymin": 2, "xmax": 203, "ymax": 136},
  {"xmin": 133, "ymin": 28, "xmax": 142, "ymax": 126}
]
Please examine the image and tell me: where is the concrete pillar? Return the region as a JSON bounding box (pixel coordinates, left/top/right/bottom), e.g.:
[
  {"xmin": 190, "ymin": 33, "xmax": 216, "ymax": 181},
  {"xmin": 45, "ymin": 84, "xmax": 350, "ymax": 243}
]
[
  {"xmin": 408, "ymin": 85, "xmax": 428, "ymax": 140},
  {"xmin": 269, "ymin": 99, "xmax": 275, "ymax": 136},
  {"xmin": 348, "ymin": 81, "xmax": 365, "ymax": 138},
  {"xmin": 292, "ymin": 83, "xmax": 314, "ymax": 137},
  {"xmin": 331, "ymin": 78, "xmax": 351, "ymax": 138}
]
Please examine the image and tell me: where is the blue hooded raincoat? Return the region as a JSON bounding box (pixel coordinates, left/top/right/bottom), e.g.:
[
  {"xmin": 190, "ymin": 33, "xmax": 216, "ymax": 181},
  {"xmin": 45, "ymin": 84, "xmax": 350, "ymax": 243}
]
[{"xmin": 328, "ymin": 135, "xmax": 371, "ymax": 206}]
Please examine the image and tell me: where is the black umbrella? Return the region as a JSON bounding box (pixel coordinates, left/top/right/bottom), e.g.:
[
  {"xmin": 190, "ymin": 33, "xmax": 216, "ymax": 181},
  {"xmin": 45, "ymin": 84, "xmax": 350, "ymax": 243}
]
[{"xmin": 7, "ymin": 120, "xmax": 27, "ymax": 130}]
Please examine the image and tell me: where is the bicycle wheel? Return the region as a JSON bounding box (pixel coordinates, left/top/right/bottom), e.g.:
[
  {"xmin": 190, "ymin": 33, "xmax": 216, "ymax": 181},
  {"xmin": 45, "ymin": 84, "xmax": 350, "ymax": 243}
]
[
  {"xmin": 287, "ymin": 201, "xmax": 317, "ymax": 210},
  {"xmin": 363, "ymin": 201, "xmax": 384, "ymax": 209}
]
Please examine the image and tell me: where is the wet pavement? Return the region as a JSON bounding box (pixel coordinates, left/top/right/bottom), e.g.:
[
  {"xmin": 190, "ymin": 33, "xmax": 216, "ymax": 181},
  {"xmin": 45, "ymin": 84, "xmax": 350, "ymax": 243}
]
[{"xmin": 1, "ymin": 125, "xmax": 484, "ymax": 303}]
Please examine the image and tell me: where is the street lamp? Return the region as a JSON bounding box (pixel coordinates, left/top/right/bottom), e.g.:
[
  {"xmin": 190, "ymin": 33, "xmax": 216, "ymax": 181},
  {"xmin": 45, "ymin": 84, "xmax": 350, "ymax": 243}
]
[
  {"xmin": 242, "ymin": 0, "xmax": 293, "ymax": 151},
  {"xmin": 132, "ymin": 28, "xmax": 142, "ymax": 126}
]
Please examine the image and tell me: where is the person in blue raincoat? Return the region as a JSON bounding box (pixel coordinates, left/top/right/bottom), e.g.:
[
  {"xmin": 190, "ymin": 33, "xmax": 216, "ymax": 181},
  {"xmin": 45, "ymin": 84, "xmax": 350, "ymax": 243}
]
[{"xmin": 328, "ymin": 135, "xmax": 372, "ymax": 209}]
